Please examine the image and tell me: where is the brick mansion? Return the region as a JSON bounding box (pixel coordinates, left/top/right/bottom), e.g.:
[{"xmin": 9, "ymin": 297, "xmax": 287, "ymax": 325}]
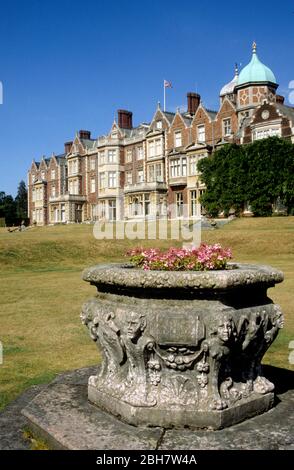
[{"xmin": 28, "ymin": 44, "xmax": 294, "ymax": 225}]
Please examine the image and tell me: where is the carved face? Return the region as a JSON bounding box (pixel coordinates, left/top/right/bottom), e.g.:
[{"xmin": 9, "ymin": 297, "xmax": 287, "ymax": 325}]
[
  {"xmin": 217, "ymin": 317, "xmax": 233, "ymax": 343},
  {"xmin": 125, "ymin": 311, "xmax": 145, "ymax": 339}
]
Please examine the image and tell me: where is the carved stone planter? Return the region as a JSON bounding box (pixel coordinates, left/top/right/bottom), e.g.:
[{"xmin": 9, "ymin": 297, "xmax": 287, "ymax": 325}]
[{"xmin": 81, "ymin": 263, "xmax": 284, "ymax": 430}]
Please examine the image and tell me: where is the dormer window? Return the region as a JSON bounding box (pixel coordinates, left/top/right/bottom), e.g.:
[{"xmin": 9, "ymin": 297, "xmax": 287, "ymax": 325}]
[
  {"xmin": 197, "ymin": 125, "xmax": 205, "ymax": 143},
  {"xmin": 156, "ymin": 120, "xmax": 162, "ymax": 130},
  {"xmin": 174, "ymin": 131, "xmax": 182, "ymax": 148},
  {"xmin": 111, "ymin": 131, "xmax": 118, "ymax": 139}
]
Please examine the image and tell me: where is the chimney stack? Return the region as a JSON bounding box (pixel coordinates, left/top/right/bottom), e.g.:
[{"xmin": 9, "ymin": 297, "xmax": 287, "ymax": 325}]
[
  {"xmin": 79, "ymin": 130, "xmax": 91, "ymax": 140},
  {"xmin": 64, "ymin": 141, "xmax": 73, "ymax": 154},
  {"xmin": 117, "ymin": 109, "xmax": 133, "ymax": 129},
  {"xmin": 187, "ymin": 92, "xmax": 201, "ymax": 115},
  {"xmin": 276, "ymin": 95, "xmax": 285, "ymax": 105}
]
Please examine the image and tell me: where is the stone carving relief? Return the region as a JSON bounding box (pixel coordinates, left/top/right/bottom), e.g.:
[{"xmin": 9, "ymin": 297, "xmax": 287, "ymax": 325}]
[{"xmin": 81, "ymin": 299, "xmax": 284, "ymax": 412}]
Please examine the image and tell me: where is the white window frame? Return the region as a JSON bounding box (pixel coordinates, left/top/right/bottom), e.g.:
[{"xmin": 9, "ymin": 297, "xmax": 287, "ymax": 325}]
[
  {"xmin": 108, "ymin": 171, "xmax": 117, "ymax": 188},
  {"xmin": 108, "ymin": 149, "xmax": 116, "ymax": 163},
  {"xmin": 174, "ymin": 131, "xmax": 182, "ymax": 148},
  {"xmin": 197, "ymin": 125, "xmax": 205, "ymax": 143},
  {"xmin": 91, "ymin": 178, "xmax": 96, "ymax": 193},
  {"xmin": 223, "ymin": 118, "xmax": 232, "ymax": 136}
]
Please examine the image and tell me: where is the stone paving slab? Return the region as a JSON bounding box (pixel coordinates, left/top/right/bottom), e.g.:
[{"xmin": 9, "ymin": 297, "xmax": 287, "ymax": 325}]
[
  {"xmin": 1, "ymin": 365, "xmax": 293, "ymax": 450},
  {"xmin": 0, "ymin": 384, "xmax": 45, "ymax": 450}
]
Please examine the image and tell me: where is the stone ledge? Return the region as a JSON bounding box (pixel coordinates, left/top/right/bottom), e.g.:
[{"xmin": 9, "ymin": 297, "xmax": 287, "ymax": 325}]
[
  {"xmin": 88, "ymin": 385, "xmax": 274, "ymax": 430},
  {"xmin": 18, "ymin": 365, "xmax": 294, "ymax": 450}
]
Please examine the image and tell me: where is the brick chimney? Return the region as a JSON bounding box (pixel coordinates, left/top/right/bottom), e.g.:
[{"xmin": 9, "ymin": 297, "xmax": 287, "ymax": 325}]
[
  {"xmin": 117, "ymin": 109, "xmax": 133, "ymax": 129},
  {"xmin": 187, "ymin": 92, "xmax": 200, "ymax": 115},
  {"xmin": 79, "ymin": 130, "xmax": 91, "ymax": 140},
  {"xmin": 64, "ymin": 141, "xmax": 73, "ymax": 154},
  {"xmin": 276, "ymin": 95, "xmax": 285, "ymax": 104}
]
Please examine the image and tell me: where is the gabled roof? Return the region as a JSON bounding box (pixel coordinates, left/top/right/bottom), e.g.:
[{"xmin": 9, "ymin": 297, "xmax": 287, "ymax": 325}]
[
  {"xmin": 181, "ymin": 114, "xmax": 193, "ymax": 127},
  {"xmin": 80, "ymin": 138, "xmax": 96, "ymax": 150},
  {"xmin": 206, "ymin": 109, "xmax": 218, "ymax": 121},
  {"xmin": 192, "ymin": 104, "xmax": 217, "ymax": 124},
  {"xmin": 162, "ymin": 111, "xmax": 175, "ymax": 124},
  {"xmin": 275, "ymin": 103, "xmax": 294, "ymax": 123}
]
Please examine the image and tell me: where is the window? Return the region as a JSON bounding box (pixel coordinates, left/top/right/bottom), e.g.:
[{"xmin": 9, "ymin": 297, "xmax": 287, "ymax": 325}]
[
  {"xmin": 41, "ymin": 170, "xmax": 45, "ymax": 180},
  {"xmin": 156, "ymin": 163, "xmax": 162, "ymax": 181},
  {"xmin": 91, "ymin": 178, "xmax": 96, "ymax": 193},
  {"xmin": 148, "ymin": 139, "xmax": 162, "ymax": 158},
  {"xmin": 99, "ymin": 201, "xmax": 106, "ymax": 218},
  {"xmin": 190, "ymin": 190, "xmax": 198, "ymax": 216},
  {"xmin": 99, "ymin": 151, "xmax": 105, "ymax": 165},
  {"xmin": 126, "ymin": 149, "xmax": 132, "ymax": 162},
  {"xmin": 137, "ymin": 169, "xmax": 144, "ymax": 183},
  {"xmin": 108, "ymin": 149, "xmax": 116, "ymax": 163},
  {"xmin": 111, "ymin": 131, "xmax": 118, "ymax": 139},
  {"xmin": 176, "ymin": 192, "xmax": 184, "ymax": 217},
  {"xmin": 51, "ymin": 185, "xmax": 56, "ymax": 197},
  {"xmin": 148, "ymin": 141, "xmax": 155, "ymax": 158},
  {"xmin": 69, "ymin": 179, "xmax": 79, "ymax": 195},
  {"xmin": 73, "ymin": 180, "xmax": 79, "ymax": 194},
  {"xmin": 148, "ymin": 165, "xmax": 155, "ymax": 182},
  {"xmin": 99, "ymin": 172, "xmax": 106, "ymax": 189},
  {"xmin": 90, "ymin": 158, "xmax": 96, "ymax": 170},
  {"xmin": 223, "ymin": 118, "xmax": 232, "ymax": 136},
  {"xmin": 137, "ymin": 146, "xmax": 143, "ymax": 160},
  {"xmin": 197, "ymin": 125, "xmax": 205, "ymax": 143},
  {"xmin": 109, "ymin": 200, "xmax": 116, "ymax": 221},
  {"xmin": 254, "ymin": 127, "xmax": 281, "ymax": 141},
  {"xmin": 126, "ymin": 171, "xmax": 132, "ymax": 185},
  {"xmin": 145, "ymin": 194, "xmax": 150, "ymax": 215},
  {"xmin": 108, "ymin": 171, "xmax": 117, "ymax": 188},
  {"xmin": 69, "ymin": 159, "xmax": 78, "ymax": 175},
  {"xmin": 130, "ymin": 195, "xmax": 143, "ymax": 216},
  {"xmin": 189, "ymin": 154, "xmax": 206, "ymax": 175},
  {"xmin": 182, "ymin": 157, "xmax": 187, "ymax": 176},
  {"xmin": 51, "ymin": 169, "xmax": 55, "ymax": 180},
  {"xmin": 61, "ymin": 204, "xmax": 66, "ymax": 222},
  {"xmin": 156, "ymin": 120, "xmax": 162, "ymax": 130},
  {"xmin": 174, "ymin": 131, "xmax": 182, "ymax": 148},
  {"xmin": 170, "ymin": 159, "xmax": 181, "ymax": 177},
  {"xmin": 155, "ymin": 139, "xmax": 162, "ymax": 156}
]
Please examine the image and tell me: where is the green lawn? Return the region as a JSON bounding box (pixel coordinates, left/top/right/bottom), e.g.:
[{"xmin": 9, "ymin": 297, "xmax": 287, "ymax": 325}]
[{"xmin": 0, "ymin": 218, "xmax": 293, "ymax": 410}]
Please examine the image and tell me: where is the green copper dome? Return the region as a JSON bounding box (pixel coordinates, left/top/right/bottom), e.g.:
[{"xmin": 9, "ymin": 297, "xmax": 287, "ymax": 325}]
[{"xmin": 237, "ymin": 43, "xmax": 277, "ymax": 86}]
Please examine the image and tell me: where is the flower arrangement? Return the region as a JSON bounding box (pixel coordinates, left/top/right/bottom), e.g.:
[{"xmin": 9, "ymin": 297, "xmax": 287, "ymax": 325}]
[{"xmin": 126, "ymin": 244, "xmax": 232, "ymax": 271}]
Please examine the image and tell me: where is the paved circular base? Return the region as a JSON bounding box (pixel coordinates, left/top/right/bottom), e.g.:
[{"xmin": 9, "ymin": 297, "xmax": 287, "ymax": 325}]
[{"xmin": 1, "ymin": 365, "xmax": 293, "ymax": 450}]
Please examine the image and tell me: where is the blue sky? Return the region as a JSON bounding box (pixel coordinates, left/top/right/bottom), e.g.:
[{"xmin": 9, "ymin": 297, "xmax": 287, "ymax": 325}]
[{"xmin": 0, "ymin": 0, "xmax": 293, "ymax": 196}]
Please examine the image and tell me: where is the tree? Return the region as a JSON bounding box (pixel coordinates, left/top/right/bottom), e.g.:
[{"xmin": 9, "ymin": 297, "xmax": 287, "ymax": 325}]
[
  {"xmin": 0, "ymin": 192, "xmax": 17, "ymax": 226},
  {"xmin": 15, "ymin": 180, "xmax": 28, "ymax": 220},
  {"xmin": 198, "ymin": 144, "xmax": 248, "ymax": 217},
  {"xmin": 198, "ymin": 137, "xmax": 294, "ymax": 217}
]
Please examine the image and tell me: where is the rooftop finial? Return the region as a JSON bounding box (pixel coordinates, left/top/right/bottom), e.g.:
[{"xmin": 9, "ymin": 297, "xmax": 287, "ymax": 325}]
[
  {"xmin": 234, "ymin": 63, "xmax": 239, "ymax": 77},
  {"xmin": 157, "ymin": 101, "xmax": 161, "ymax": 109},
  {"xmin": 252, "ymin": 41, "xmax": 257, "ymax": 53}
]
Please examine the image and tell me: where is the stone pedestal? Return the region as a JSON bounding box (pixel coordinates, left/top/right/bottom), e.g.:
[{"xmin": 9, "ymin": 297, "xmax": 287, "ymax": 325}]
[{"xmin": 82, "ymin": 263, "xmax": 284, "ymax": 429}]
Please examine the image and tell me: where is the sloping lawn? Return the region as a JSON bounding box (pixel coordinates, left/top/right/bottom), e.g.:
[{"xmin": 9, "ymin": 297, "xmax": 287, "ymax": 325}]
[{"xmin": 0, "ymin": 217, "xmax": 293, "ymax": 410}]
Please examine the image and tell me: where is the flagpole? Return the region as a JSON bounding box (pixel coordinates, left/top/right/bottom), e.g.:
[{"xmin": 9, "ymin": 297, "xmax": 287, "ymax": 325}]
[{"xmin": 163, "ymin": 80, "xmax": 166, "ymax": 112}]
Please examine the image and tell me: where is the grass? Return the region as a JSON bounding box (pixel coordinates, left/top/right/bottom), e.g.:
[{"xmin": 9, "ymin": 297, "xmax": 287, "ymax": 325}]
[{"xmin": 0, "ymin": 218, "xmax": 293, "ymax": 411}]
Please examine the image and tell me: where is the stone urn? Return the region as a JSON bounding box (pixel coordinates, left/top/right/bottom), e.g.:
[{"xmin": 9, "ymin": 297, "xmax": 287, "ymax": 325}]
[{"xmin": 81, "ymin": 262, "xmax": 284, "ymax": 430}]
